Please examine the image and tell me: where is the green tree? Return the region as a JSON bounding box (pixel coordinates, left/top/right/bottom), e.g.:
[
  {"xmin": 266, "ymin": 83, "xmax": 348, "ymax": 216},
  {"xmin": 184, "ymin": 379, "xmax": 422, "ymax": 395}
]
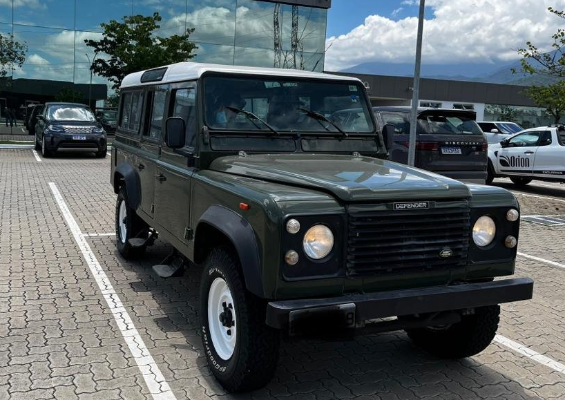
[
  {"xmin": 515, "ymin": 7, "xmax": 565, "ymax": 78},
  {"xmin": 0, "ymin": 33, "xmax": 27, "ymax": 89},
  {"xmin": 85, "ymin": 13, "xmax": 197, "ymax": 90},
  {"xmin": 524, "ymin": 82, "xmax": 565, "ymax": 124},
  {"xmin": 106, "ymin": 93, "xmax": 120, "ymax": 108}
]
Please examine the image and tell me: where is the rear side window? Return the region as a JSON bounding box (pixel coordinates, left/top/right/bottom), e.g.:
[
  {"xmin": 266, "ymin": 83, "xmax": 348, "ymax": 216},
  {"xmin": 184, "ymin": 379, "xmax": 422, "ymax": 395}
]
[
  {"xmin": 379, "ymin": 112, "xmax": 410, "ymax": 134},
  {"xmin": 119, "ymin": 91, "xmax": 143, "ymax": 133},
  {"xmin": 558, "ymin": 130, "xmax": 565, "ymax": 146},
  {"xmin": 143, "ymin": 86, "xmax": 167, "ymax": 140}
]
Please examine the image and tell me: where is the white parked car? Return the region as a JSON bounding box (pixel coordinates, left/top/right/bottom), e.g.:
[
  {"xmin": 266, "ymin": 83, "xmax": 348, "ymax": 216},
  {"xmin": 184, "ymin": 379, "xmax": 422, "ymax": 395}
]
[
  {"xmin": 487, "ymin": 126, "xmax": 565, "ymax": 185},
  {"xmin": 478, "ymin": 121, "xmax": 523, "ymax": 144}
]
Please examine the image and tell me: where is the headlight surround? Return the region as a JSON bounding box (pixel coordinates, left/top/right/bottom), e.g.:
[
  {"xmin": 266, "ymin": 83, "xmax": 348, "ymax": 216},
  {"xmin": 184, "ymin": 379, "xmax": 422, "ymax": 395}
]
[
  {"xmin": 472, "ymin": 216, "xmax": 496, "ymax": 247},
  {"xmin": 303, "ymin": 225, "xmax": 334, "ymax": 259},
  {"xmin": 46, "ymin": 125, "xmax": 64, "ymax": 133}
]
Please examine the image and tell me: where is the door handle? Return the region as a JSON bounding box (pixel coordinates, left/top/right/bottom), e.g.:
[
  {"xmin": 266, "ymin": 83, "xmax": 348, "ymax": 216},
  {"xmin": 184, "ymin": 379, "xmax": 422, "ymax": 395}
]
[
  {"xmin": 137, "ymin": 163, "xmax": 145, "ymax": 170},
  {"xmin": 524, "ymin": 151, "xmax": 534, "ymax": 155},
  {"xmin": 155, "ymin": 173, "xmax": 167, "ymax": 182}
]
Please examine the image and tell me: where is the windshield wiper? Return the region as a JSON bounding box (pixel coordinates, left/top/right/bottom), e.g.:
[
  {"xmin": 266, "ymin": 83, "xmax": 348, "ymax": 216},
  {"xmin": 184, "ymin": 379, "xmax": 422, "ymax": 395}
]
[
  {"xmin": 225, "ymin": 106, "xmax": 279, "ymax": 136},
  {"xmin": 298, "ymin": 107, "xmax": 348, "ymax": 137}
]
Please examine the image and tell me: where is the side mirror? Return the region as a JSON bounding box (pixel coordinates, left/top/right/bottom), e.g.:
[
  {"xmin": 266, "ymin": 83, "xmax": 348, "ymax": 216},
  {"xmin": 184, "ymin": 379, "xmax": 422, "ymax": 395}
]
[
  {"xmin": 490, "ymin": 128, "xmax": 500, "ymax": 133},
  {"xmin": 165, "ymin": 117, "xmax": 185, "ymax": 148},
  {"xmin": 36, "ymin": 115, "xmax": 44, "ymax": 121},
  {"xmin": 500, "ymin": 139, "xmax": 509, "ymax": 148},
  {"xmin": 382, "ymin": 124, "xmax": 396, "ymax": 150}
]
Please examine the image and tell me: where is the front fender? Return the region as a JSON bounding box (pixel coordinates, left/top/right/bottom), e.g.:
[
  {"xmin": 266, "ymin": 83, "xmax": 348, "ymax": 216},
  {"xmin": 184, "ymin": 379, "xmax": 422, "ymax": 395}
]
[{"xmin": 198, "ymin": 205, "xmax": 264, "ymax": 298}]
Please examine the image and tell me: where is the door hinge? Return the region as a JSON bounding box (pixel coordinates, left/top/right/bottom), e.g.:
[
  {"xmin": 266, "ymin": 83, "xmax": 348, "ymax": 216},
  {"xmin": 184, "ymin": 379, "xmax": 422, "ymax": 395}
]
[
  {"xmin": 150, "ymin": 204, "xmax": 155, "ymax": 214},
  {"xmin": 184, "ymin": 227, "xmax": 194, "ymax": 241}
]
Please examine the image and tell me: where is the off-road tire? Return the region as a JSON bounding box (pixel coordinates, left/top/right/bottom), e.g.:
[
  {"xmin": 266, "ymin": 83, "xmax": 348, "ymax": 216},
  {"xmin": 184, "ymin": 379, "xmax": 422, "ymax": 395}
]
[
  {"xmin": 200, "ymin": 248, "xmax": 280, "ymax": 392},
  {"xmin": 95, "ymin": 150, "xmax": 107, "ymax": 158},
  {"xmin": 510, "ymin": 177, "xmax": 532, "ymax": 186},
  {"xmin": 34, "ymin": 136, "xmax": 41, "ymax": 151},
  {"xmin": 486, "ymin": 161, "xmax": 495, "ymax": 185},
  {"xmin": 115, "ymin": 187, "xmax": 148, "ymax": 259},
  {"xmin": 406, "ymin": 305, "xmax": 500, "ymax": 359}
]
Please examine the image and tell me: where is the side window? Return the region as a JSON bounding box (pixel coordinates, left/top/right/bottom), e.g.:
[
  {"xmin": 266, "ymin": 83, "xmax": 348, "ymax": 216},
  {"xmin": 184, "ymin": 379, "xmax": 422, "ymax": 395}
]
[
  {"xmin": 119, "ymin": 91, "xmax": 143, "ymax": 134},
  {"xmin": 171, "ymin": 87, "xmax": 197, "ymax": 148},
  {"xmin": 143, "ymin": 87, "xmax": 167, "ymax": 140},
  {"xmin": 508, "ymin": 132, "xmax": 540, "ymax": 147},
  {"xmin": 558, "ymin": 130, "xmax": 565, "ymax": 146},
  {"xmin": 119, "ymin": 93, "xmax": 132, "ymax": 129},
  {"xmin": 539, "ymin": 131, "xmax": 552, "ymax": 146}
]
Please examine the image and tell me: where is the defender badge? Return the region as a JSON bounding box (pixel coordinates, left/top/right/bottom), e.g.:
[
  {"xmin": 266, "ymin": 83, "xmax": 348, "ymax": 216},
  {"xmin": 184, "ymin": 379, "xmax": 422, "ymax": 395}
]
[
  {"xmin": 439, "ymin": 248, "xmax": 453, "ymax": 258},
  {"xmin": 393, "ymin": 201, "xmax": 430, "ymax": 210}
]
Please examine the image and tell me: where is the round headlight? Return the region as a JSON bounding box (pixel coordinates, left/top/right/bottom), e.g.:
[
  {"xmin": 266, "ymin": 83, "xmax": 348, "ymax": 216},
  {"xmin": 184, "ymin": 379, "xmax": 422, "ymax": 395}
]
[
  {"xmin": 286, "ymin": 219, "xmax": 300, "ymax": 234},
  {"xmin": 303, "ymin": 225, "xmax": 334, "ymax": 259},
  {"xmin": 472, "ymin": 216, "xmax": 496, "ymax": 247}
]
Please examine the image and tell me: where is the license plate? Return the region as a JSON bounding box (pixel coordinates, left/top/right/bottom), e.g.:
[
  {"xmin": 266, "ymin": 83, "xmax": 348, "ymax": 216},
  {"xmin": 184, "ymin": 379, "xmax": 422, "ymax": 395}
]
[
  {"xmin": 441, "ymin": 146, "xmax": 462, "ymax": 155},
  {"xmin": 73, "ymin": 135, "xmax": 87, "ymax": 140}
]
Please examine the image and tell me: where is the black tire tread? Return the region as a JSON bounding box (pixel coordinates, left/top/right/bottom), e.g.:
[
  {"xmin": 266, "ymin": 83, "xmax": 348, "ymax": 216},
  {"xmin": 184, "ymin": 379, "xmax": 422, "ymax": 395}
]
[
  {"xmin": 201, "ymin": 248, "xmax": 280, "ymax": 392},
  {"xmin": 406, "ymin": 305, "xmax": 500, "ymax": 359},
  {"xmin": 510, "ymin": 177, "xmax": 532, "ymax": 186}
]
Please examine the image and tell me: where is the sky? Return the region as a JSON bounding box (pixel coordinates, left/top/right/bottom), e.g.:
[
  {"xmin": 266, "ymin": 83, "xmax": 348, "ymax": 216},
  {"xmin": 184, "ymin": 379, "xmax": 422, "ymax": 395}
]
[{"xmin": 324, "ymin": 0, "xmax": 565, "ymax": 72}]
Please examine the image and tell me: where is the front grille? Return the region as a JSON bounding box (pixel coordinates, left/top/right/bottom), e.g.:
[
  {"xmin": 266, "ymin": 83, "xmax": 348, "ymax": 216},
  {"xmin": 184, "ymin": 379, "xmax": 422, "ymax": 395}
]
[
  {"xmin": 58, "ymin": 141, "xmax": 98, "ymax": 149},
  {"xmin": 347, "ymin": 201, "xmax": 470, "ymax": 277},
  {"xmin": 62, "ymin": 126, "xmax": 93, "ymax": 134}
]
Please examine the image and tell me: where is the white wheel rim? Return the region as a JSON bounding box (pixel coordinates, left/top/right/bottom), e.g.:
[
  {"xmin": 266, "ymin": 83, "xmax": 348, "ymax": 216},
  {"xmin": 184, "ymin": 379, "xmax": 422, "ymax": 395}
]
[
  {"xmin": 118, "ymin": 200, "xmax": 127, "ymax": 244},
  {"xmin": 208, "ymin": 277, "xmax": 236, "ymax": 360}
]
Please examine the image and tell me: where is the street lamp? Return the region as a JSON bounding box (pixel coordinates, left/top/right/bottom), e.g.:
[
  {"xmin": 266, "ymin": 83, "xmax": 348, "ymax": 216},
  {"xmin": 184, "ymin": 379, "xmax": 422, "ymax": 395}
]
[
  {"xmin": 85, "ymin": 53, "xmax": 95, "ymax": 108},
  {"xmin": 407, "ymin": 0, "xmax": 426, "ymax": 167}
]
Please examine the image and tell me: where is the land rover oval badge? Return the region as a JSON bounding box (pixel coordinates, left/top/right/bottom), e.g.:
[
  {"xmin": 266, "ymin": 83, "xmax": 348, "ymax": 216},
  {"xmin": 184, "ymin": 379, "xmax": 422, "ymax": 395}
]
[{"xmin": 439, "ymin": 248, "xmax": 453, "ymax": 258}]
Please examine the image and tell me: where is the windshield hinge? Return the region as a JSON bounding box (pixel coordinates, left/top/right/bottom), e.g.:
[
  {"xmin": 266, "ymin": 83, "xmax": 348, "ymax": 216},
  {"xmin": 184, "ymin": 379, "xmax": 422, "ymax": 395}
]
[
  {"xmin": 352, "ymin": 152, "xmax": 361, "ymax": 158},
  {"xmin": 238, "ymin": 151, "xmax": 248, "ymax": 158}
]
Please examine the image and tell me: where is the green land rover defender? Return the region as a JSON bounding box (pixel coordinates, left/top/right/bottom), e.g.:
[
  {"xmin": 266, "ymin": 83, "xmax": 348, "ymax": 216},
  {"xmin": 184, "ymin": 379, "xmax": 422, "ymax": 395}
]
[{"xmin": 110, "ymin": 62, "xmax": 533, "ymax": 392}]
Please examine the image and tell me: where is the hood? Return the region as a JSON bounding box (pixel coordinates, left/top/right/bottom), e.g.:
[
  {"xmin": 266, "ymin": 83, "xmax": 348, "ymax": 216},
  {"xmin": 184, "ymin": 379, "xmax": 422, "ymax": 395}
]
[{"xmin": 210, "ymin": 154, "xmax": 471, "ymax": 202}]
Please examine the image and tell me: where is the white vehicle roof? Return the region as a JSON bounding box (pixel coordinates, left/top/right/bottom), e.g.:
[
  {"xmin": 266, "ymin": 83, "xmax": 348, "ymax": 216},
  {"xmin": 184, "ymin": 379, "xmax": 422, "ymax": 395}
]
[
  {"xmin": 120, "ymin": 62, "xmax": 361, "ymax": 89},
  {"xmin": 477, "ymin": 121, "xmax": 520, "ymax": 124}
]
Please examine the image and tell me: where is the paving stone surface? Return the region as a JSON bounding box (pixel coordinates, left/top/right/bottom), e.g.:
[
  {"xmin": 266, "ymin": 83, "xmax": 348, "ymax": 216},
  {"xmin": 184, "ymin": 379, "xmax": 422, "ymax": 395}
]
[{"xmin": 1, "ymin": 149, "xmax": 565, "ymax": 399}]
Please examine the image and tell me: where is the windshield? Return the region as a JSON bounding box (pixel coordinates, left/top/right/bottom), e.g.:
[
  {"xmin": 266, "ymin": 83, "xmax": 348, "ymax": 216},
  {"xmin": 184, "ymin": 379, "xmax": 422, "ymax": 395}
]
[
  {"xmin": 497, "ymin": 122, "xmax": 522, "ymax": 134},
  {"xmin": 48, "ymin": 106, "xmax": 96, "ymax": 122},
  {"xmin": 380, "ymin": 111, "xmax": 483, "ymax": 135},
  {"xmin": 204, "ymin": 76, "xmax": 375, "ymax": 134}
]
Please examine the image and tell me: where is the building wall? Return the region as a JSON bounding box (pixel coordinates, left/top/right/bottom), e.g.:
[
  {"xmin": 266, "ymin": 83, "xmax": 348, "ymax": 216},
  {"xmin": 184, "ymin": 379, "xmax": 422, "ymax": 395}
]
[{"xmin": 0, "ymin": 0, "xmax": 327, "ymax": 96}]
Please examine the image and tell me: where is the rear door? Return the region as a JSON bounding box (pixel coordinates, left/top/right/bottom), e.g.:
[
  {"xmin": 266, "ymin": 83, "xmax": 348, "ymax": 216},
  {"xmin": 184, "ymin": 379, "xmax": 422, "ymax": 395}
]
[
  {"xmin": 531, "ymin": 130, "xmax": 565, "ymax": 179},
  {"xmin": 497, "ymin": 131, "xmax": 539, "ymax": 176},
  {"xmin": 415, "ymin": 110, "xmax": 487, "ymax": 176}
]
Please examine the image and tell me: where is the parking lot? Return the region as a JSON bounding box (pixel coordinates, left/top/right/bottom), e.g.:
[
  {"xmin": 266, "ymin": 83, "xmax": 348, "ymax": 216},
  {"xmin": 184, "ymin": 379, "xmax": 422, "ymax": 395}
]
[{"xmin": 1, "ymin": 148, "xmax": 565, "ymax": 400}]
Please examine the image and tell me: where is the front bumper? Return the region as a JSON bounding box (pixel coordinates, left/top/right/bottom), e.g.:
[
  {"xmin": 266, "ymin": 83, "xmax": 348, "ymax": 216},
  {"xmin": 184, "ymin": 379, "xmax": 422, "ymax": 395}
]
[
  {"xmin": 45, "ymin": 134, "xmax": 106, "ymax": 152},
  {"xmin": 266, "ymin": 278, "xmax": 533, "ymax": 329}
]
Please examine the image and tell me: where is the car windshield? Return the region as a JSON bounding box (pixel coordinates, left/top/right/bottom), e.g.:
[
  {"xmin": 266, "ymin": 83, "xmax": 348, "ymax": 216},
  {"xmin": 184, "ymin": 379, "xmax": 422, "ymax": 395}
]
[
  {"xmin": 204, "ymin": 76, "xmax": 375, "ymax": 134},
  {"xmin": 48, "ymin": 106, "xmax": 96, "ymax": 122},
  {"xmin": 497, "ymin": 122, "xmax": 522, "ymax": 134},
  {"xmin": 380, "ymin": 111, "xmax": 482, "ymax": 135}
]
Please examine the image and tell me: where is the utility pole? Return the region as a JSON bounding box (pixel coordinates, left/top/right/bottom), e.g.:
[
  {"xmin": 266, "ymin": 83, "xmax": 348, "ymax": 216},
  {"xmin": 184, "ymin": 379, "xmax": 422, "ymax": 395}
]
[
  {"xmin": 85, "ymin": 53, "xmax": 93, "ymax": 108},
  {"xmin": 408, "ymin": 0, "xmax": 426, "ymax": 167}
]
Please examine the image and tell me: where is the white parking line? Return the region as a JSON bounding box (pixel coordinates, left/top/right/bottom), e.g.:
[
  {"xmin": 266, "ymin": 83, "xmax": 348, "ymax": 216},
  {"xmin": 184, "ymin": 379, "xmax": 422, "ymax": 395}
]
[
  {"xmin": 82, "ymin": 233, "xmax": 116, "ymax": 237},
  {"xmin": 48, "ymin": 182, "xmax": 177, "ymax": 400},
  {"xmin": 518, "ymin": 252, "xmax": 565, "ymax": 270},
  {"xmin": 495, "ymin": 335, "xmax": 565, "ymax": 374},
  {"xmin": 31, "ymin": 149, "xmax": 42, "ymax": 162},
  {"xmin": 20, "ymin": 127, "xmax": 26, "ymax": 133},
  {"xmin": 514, "ymin": 192, "xmax": 565, "ymax": 204}
]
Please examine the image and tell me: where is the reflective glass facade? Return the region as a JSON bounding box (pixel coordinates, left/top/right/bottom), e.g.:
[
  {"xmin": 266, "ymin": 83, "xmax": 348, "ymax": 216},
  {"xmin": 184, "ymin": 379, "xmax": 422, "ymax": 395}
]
[{"xmin": 0, "ymin": 0, "xmax": 327, "ymax": 96}]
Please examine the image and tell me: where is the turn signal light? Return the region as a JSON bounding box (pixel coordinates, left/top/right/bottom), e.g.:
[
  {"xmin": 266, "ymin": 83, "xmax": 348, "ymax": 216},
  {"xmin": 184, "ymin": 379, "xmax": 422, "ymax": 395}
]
[{"xmin": 239, "ymin": 203, "xmax": 250, "ymax": 210}]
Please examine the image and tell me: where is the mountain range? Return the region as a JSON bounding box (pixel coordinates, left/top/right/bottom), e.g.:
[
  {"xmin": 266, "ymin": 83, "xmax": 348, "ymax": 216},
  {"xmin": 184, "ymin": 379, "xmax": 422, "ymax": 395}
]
[{"xmin": 339, "ymin": 58, "xmax": 542, "ymax": 86}]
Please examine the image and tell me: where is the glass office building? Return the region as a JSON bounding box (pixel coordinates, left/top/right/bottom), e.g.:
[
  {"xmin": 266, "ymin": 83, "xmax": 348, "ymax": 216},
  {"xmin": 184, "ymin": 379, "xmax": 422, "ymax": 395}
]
[{"xmin": 0, "ymin": 0, "xmax": 328, "ymax": 108}]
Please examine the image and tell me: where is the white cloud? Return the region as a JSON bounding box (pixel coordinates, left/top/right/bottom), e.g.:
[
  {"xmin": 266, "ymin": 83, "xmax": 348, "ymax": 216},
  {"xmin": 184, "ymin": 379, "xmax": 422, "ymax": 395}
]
[
  {"xmin": 325, "ymin": 0, "xmax": 564, "ymax": 71},
  {"xmin": 391, "ymin": 8, "xmax": 403, "ymax": 17},
  {"xmin": 0, "ymin": 0, "xmax": 45, "ymax": 9}
]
